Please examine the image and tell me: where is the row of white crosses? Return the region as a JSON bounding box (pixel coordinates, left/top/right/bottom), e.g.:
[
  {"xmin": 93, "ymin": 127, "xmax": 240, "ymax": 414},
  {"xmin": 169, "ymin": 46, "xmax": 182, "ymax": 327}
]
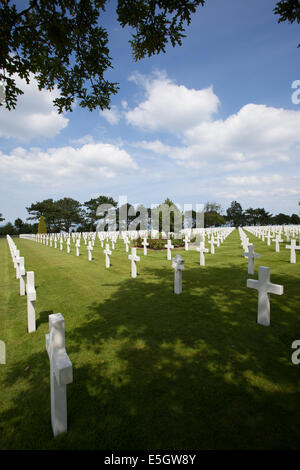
[
  {"xmin": 7, "ymin": 235, "xmax": 37, "ymax": 333},
  {"xmin": 244, "ymin": 225, "xmax": 300, "ymax": 263},
  {"xmin": 8, "ymin": 236, "xmax": 72, "ymax": 438},
  {"xmin": 239, "ymin": 233, "xmax": 284, "ymax": 327}
]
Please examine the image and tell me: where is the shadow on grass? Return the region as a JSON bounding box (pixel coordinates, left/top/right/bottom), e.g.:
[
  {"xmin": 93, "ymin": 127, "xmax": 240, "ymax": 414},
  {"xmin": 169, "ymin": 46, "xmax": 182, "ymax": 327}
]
[
  {"xmin": 36, "ymin": 310, "xmax": 53, "ymax": 329},
  {"xmin": 1, "ymin": 262, "xmax": 300, "ymax": 449}
]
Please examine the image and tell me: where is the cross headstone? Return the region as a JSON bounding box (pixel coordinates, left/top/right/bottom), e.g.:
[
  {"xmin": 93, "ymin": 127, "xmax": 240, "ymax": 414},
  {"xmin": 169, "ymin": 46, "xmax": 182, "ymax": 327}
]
[
  {"xmin": 247, "ymin": 266, "xmax": 283, "ymax": 326},
  {"xmin": 243, "ymin": 244, "xmax": 260, "ymax": 275},
  {"xmin": 265, "ymin": 232, "xmax": 272, "ymax": 246},
  {"xmin": 15, "ymin": 250, "xmax": 20, "ymax": 279},
  {"xmin": 46, "ymin": 313, "xmax": 73, "ymax": 437},
  {"xmin": 165, "ymin": 239, "xmax": 174, "ymax": 261},
  {"xmin": 142, "ymin": 238, "xmax": 149, "ymax": 256},
  {"xmin": 184, "ymin": 235, "xmax": 190, "ymax": 251},
  {"xmin": 19, "ymin": 257, "xmax": 26, "ymax": 296},
  {"xmin": 124, "ymin": 237, "xmax": 130, "ymax": 253},
  {"xmin": 196, "ymin": 242, "xmax": 209, "ymax": 266},
  {"xmin": 87, "ymin": 241, "xmax": 93, "ymax": 261},
  {"xmin": 67, "ymin": 238, "xmax": 70, "ymax": 253},
  {"xmin": 54, "ymin": 238, "xmax": 57, "ymax": 249},
  {"xmin": 104, "ymin": 244, "xmax": 112, "ymax": 268},
  {"xmin": 208, "ymin": 236, "xmax": 216, "ymax": 255},
  {"xmin": 128, "ymin": 247, "xmax": 140, "ymax": 278},
  {"xmin": 286, "ymin": 239, "xmax": 300, "ymax": 264},
  {"xmin": 172, "ymin": 255, "xmax": 185, "ymax": 294},
  {"xmin": 26, "ymin": 271, "xmax": 36, "ymax": 333},
  {"xmin": 272, "ymin": 235, "xmax": 282, "ymax": 253},
  {"xmin": 76, "ymin": 240, "xmax": 80, "ymax": 257}
]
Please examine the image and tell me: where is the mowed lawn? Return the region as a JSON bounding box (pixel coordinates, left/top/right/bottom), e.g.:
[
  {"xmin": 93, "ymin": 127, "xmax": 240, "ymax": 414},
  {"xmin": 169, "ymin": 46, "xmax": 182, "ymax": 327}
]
[{"xmin": 1, "ymin": 229, "xmax": 300, "ymax": 450}]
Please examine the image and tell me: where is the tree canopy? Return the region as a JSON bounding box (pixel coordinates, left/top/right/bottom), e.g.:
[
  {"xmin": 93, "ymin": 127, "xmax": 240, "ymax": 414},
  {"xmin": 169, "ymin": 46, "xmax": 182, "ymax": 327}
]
[
  {"xmin": 274, "ymin": 0, "xmax": 300, "ymax": 48},
  {"xmin": 0, "ymin": 0, "xmax": 205, "ymax": 113}
]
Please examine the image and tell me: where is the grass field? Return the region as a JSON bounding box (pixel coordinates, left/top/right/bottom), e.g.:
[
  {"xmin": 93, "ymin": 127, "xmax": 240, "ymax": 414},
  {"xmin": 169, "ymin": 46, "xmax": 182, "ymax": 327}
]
[{"xmin": 1, "ymin": 229, "xmax": 300, "ymax": 450}]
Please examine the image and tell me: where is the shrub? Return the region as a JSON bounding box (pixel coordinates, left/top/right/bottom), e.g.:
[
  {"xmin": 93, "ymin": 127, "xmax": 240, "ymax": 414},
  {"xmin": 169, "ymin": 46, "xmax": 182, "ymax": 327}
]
[{"xmin": 135, "ymin": 233, "xmax": 185, "ymax": 250}]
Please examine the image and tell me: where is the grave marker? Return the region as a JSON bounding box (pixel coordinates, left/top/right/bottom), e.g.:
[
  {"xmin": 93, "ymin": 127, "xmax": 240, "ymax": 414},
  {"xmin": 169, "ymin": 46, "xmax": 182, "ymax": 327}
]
[
  {"xmin": 172, "ymin": 255, "xmax": 185, "ymax": 294},
  {"xmin": 46, "ymin": 313, "xmax": 73, "ymax": 437},
  {"xmin": 26, "ymin": 271, "xmax": 36, "ymax": 333},
  {"xmin": 247, "ymin": 266, "xmax": 283, "ymax": 326}
]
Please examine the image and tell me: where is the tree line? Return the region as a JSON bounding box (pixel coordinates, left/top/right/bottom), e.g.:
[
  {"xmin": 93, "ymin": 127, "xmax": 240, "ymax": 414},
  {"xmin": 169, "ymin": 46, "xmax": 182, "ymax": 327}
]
[{"xmin": 0, "ymin": 197, "xmax": 299, "ymax": 236}]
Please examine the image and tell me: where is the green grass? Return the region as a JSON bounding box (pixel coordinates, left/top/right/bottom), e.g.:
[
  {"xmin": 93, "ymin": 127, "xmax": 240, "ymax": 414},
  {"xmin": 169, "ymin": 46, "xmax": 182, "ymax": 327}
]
[{"xmin": 1, "ymin": 230, "xmax": 300, "ymax": 449}]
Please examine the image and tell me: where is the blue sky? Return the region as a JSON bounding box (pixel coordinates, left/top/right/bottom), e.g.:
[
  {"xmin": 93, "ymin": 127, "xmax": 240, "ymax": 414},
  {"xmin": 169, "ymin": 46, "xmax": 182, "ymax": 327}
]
[{"xmin": 1, "ymin": 0, "xmax": 300, "ymax": 224}]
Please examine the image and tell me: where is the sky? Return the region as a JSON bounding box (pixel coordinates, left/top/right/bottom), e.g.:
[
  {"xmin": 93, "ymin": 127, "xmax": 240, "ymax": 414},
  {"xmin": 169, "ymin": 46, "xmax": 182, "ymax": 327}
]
[{"xmin": 1, "ymin": 0, "xmax": 300, "ymax": 224}]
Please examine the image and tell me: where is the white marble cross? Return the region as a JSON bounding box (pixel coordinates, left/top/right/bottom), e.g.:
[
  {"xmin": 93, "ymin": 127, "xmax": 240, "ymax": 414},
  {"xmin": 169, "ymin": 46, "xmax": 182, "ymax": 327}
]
[
  {"xmin": 54, "ymin": 238, "xmax": 57, "ymax": 249},
  {"xmin": 272, "ymin": 235, "xmax": 281, "ymax": 253},
  {"xmin": 104, "ymin": 244, "xmax": 112, "ymax": 268},
  {"xmin": 128, "ymin": 247, "xmax": 140, "ymax": 278},
  {"xmin": 286, "ymin": 239, "xmax": 300, "ymax": 263},
  {"xmin": 265, "ymin": 232, "xmax": 272, "ymax": 246},
  {"xmin": 19, "ymin": 257, "xmax": 26, "ymax": 296},
  {"xmin": 243, "ymin": 244, "xmax": 260, "ymax": 275},
  {"xmin": 197, "ymin": 242, "xmax": 208, "ymax": 266},
  {"xmin": 67, "ymin": 238, "xmax": 70, "ymax": 253},
  {"xmin": 247, "ymin": 266, "xmax": 283, "ymax": 326},
  {"xmin": 76, "ymin": 240, "xmax": 80, "ymax": 257},
  {"xmin": 165, "ymin": 239, "xmax": 174, "ymax": 261},
  {"xmin": 208, "ymin": 236, "xmax": 216, "ymax": 255},
  {"xmin": 15, "ymin": 250, "xmax": 20, "ymax": 279},
  {"xmin": 26, "ymin": 271, "xmax": 36, "ymax": 333},
  {"xmin": 172, "ymin": 255, "xmax": 185, "ymax": 294},
  {"xmin": 184, "ymin": 235, "xmax": 190, "ymax": 251},
  {"xmin": 124, "ymin": 237, "xmax": 130, "ymax": 253},
  {"xmin": 142, "ymin": 238, "xmax": 149, "ymax": 256},
  {"xmin": 60, "ymin": 238, "xmax": 63, "ymax": 251},
  {"xmin": 46, "ymin": 313, "xmax": 73, "ymax": 437},
  {"xmin": 87, "ymin": 241, "xmax": 93, "ymax": 261}
]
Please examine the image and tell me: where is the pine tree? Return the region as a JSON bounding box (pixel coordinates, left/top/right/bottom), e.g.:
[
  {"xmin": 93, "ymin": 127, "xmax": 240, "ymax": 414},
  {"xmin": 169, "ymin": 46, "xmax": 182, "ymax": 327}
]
[{"xmin": 37, "ymin": 216, "xmax": 47, "ymax": 234}]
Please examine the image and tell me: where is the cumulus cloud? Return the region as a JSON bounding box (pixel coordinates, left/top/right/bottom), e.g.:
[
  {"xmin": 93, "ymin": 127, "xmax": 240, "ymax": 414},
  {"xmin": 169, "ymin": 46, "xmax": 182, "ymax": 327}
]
[
  {"xmin": 226, "ymin": 175, "xmax": 283, "ymax": 185},
  {"xmin": 0, "ymin": 73, "xmax": 68, "ymax": 141},
  {"xmin": 0, "ymin": 141, "xmax": 138, "ymax": 186},
  {"xmin": 100, "ymin": 105, "xmax": 121, "ymax": 125},
  {"xmin": 183, "ymin": 104, "xmax": 300, "ymax": 165},
  {"xmin": 133, "ymin": 103, "xmax": 300, "ymax": 171},
  {"xmin": 125, "ymin": 71, "xmax": 219, "ymax": 133}
]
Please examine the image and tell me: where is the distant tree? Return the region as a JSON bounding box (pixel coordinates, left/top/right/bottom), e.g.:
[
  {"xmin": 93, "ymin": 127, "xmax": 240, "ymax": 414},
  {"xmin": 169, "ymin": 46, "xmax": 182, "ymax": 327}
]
[
  {"xmin": 290, "ymin": 213, "xmax": 300, "ymax": 224},
  {"xmin": 0, "ymin": 213, "xmax": 4, "ymax": 222},
  {"xmin": 0, "ymin": 222, "xmax": 17, "ymax": 236},
  {"xmin": 83, "ymin": 195, "xmax": 117, "ymax": 231},
  {"xmin": 151, "ymin": 198, "xmax": 183, "ymax": 233},
  {"xmin": 56, "ymin": 197, "xmax": 83, "ymax": 232},
  {"xmin": 272, "ymin": 213, "xmax": 291, "ymax": 225},
  {"xmin": 256, "ymin": 208, "xmax": 273, "ymax": 225},
  {"xmin": 38, "ymin": 215, "xmax": 47, "ymax": 233},
  {"xmin": 204, "ymin": 202, "xmax": 225, "ymax": 228},
  {"xmin": 1, "ymin": 0, "xmax": 205, "ymax": 113},
  {"xmin": 226, "ymin": 201, "xmax": 244, "ymax": 227},
  {"xmin": 14, "ymin": 218, "xmax": 24, "ymax": 232},
  {"xmin": 26, "ymin": 199, "xmax": 61, "ymax": 231}
]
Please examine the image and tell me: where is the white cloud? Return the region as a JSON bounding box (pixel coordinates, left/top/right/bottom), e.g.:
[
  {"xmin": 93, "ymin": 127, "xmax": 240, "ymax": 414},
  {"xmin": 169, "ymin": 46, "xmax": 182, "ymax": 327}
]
[
  {"xmin": 133, "ymin": 103, "xmax": 300, "ymax": 171},
  {"xmin": 100, "ymin": 105, "xmax": 121, "ymax": 125},
  {"xmin": 133, "ymin": 140, "xmax": 171, "ymax": 154},
  {"xmin": 125, "ymin": 71, "xmax": 219, "ymax": 133},
  {"xmin": 0, "ymin": 141, "xmax": 138, "ymax": 186},
  {"xmin": 126, "ymin": 73, "xmax": 300, "ymax": 175},
  {"xmin": 0, "ymin": 73, "xmax": 68, "ymax": 141},
  {"xmin": 226, "ymin": 174, "xmax": 283, "ymax": 185}
]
